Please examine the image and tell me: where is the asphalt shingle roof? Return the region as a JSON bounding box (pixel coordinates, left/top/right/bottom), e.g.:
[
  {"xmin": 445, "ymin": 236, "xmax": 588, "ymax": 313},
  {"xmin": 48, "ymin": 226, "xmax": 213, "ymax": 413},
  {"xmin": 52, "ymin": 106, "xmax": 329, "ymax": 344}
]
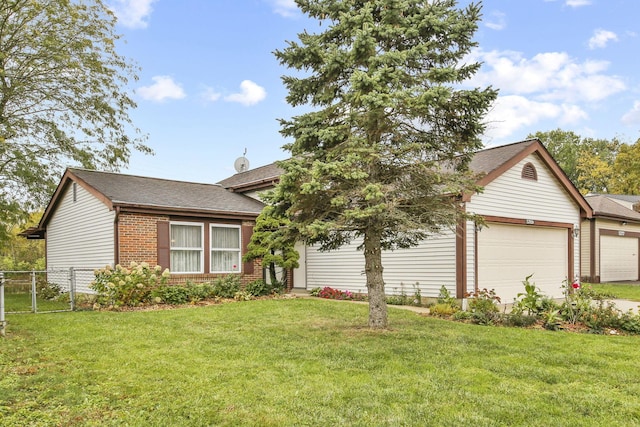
[
  {"xmin": 69, "ymin": 168, "xmax": 265, "ymax": 215},
  {"xmin": 217, "ymin": 139, "xmax": 541, "ymax": 189},
  {"xmin": 217, "ymin": 162, "xmax": 282, "ymax": 190},
  {"xmin": 586, "ymin": 194, "xmax": 640, "ymax": 222}
]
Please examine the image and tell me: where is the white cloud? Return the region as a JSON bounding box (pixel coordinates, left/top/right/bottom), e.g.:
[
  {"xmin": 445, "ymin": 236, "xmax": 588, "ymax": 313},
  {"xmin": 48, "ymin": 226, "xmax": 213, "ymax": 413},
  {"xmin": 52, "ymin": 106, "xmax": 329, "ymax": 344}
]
[
  {"xmin": 485, "ymin": 11, "xmax": 506, "ymax": 31},
  {"xmin": 566, "ymin": 0, "xmax": 591, "ymax": 7},
  {"xmin": 138, "ymin": 76, "xmax": 186, "ymax": 102},
  {"xmin": 110, "ymin": 0, "xmax": 157, "ymax": 29},
  {"xmin": 468, "ymin": 49, "xmax": 625, "ymax": 103},
  {"xmin": 224, "ymin": 80, "xmax": 267, "ymax": 106},
  {"xmin": 271, "ymin": 0, "xmax": 298, "ymax": 17},
  {"xmin": 588, "ymin": 29, "xmax": 619, "ymax": 49},
  {"xmin": 622, "ymin": 101, "xmax": 640, "ymax": 125},
  {"xmin": 202, "ymin": 87, "xmax": 222, "ymax": 102},
  {"xmin": 483, "ymin": 96, "xmax": 563, "ymax": 140}
]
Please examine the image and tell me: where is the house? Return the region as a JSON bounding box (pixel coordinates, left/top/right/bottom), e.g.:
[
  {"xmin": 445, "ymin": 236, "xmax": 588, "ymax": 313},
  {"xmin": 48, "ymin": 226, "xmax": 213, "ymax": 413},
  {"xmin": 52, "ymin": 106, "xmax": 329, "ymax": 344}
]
[
  {"xmin": 34, "ymin": 138, "xmax": 592, "ymax": 302},
  {"xmin": 581, "ymin": 194, "xmax": 640, "ymax": 283},
  {"xmin": 32, "ymin": 168, "xmax": 266, "ymax": 292},
  {"xmin": 219, "ymin": 139, "xmax": 593, "ymax": 303}
]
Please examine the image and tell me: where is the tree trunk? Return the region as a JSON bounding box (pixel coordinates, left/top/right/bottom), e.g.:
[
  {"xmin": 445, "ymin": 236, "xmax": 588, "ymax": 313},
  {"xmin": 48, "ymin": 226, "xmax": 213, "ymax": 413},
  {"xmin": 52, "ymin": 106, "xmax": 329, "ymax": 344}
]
[{"xmin": 364, "ymin": 227, "xmax": 388, "ymax": 329}]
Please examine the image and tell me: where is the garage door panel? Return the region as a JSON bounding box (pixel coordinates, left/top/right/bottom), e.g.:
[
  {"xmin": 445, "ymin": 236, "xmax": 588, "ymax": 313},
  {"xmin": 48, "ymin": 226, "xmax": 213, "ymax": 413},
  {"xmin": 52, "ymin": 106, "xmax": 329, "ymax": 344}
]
[
  {"xmin": 478, "ymin": 224, "xmax": 568, "ymax": 303},
  {"xmin": 600, "ymin": 235, "xmax": 638, "ymax": 282}
]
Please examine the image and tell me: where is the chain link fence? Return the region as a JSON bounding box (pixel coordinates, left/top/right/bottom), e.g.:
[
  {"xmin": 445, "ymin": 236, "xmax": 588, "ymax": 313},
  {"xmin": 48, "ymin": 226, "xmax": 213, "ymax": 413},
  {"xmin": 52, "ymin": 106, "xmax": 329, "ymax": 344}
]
[{"xmin": 0, "ymin": 268, "xmax": 96, "ymax": 336}]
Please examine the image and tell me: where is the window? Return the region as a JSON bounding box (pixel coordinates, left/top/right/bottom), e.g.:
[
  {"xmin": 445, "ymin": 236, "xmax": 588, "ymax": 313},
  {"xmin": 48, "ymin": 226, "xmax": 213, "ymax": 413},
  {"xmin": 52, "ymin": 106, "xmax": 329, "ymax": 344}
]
[
  {"xmin": 170, "ymin": 222, "xmax": 203, "ymax": 273},
  {"xmin": 210, "ymin": 225, "xmax": 241, "ymax": 273},
  {"xmin": 521, "ymin": 162, "xmax": 538, "ymax": 181}
]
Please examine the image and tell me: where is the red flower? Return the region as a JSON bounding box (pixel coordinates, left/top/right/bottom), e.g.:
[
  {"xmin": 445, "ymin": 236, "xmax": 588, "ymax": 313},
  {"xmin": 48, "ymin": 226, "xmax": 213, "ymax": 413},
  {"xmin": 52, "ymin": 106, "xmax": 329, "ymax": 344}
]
[{"xmin": 572, "ymin": 282, "xmax": 580, "ymax": 289}]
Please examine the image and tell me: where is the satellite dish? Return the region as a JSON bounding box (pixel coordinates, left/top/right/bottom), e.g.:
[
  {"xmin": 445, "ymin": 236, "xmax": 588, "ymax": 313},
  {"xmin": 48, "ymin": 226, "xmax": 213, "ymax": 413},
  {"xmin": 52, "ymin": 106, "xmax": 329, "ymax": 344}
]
[{"xmin": 234, "ymin": 156, "xmax": 250, "ymax": 173}]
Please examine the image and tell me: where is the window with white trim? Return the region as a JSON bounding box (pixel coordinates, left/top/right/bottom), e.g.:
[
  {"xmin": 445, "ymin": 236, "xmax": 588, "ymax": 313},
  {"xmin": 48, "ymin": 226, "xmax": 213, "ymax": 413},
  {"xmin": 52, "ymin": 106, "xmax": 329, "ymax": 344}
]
[
  {"xmin": 170, "ymin": 222, "xmax": 204, "ymax": 273},
  {"xmin": 210, "ymin": 225, "xmax": 241, "ymax": 273}
]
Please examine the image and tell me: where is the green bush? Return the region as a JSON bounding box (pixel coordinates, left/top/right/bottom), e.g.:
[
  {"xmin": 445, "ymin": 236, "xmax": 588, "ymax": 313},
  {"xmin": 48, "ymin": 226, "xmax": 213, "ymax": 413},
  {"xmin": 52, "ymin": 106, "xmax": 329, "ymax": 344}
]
[
  {"xmin": 151, "ymin": 285, "xmax": 190, "ymax": 305},
  {"xmin": 503, "ymin": 312, "xmax": 538, "ymax": 328},
  {"xmin": 211, "ymin": 275, "xmax": 241, "ymax": 298},
  {"xmin": 185, "ymin": 281, "xmax": 215, "ymax": 302},
  {"xmin": 430, "ymin": 303, "xmax": 458, "ymax": 317},
  {"xmin": 245, "ymin": 279, "xmax": 284, "ymax": 297},
  {"xmin": 466, "ymin": 288, "xmax": 501, "ymax": 326},
  {"xmin": 36, "ymin": 279, "xmax": 63, "ymax": 300},
  {"xmin": 91, "ymin": 262, "xmax": 170, "ymax": 307}
]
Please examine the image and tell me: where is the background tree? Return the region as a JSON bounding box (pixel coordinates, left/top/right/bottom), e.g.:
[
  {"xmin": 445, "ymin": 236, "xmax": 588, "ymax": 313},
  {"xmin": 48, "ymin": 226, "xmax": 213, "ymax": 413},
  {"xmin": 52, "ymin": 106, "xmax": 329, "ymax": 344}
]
[
  {"xmin": 272, "ymin": 0, "xmax": 497, "ymax": 328},
  {"xmin": 0, "ymin": 211, "xmax": 45, "ymax": 270},
  {"xmin": 529, "ymin": 129, "xmax": 619, "ymax": 194},
  {"xmin": 244, "ymin": 205, "xmax": 300, "ymax": 289},
  {"xmin": 610, "ymin": 139, "xmax": 640, "ymax": 195},
  {"xmin": 0, "ymin": 0, "xmax": 149, "ymax": 244}
]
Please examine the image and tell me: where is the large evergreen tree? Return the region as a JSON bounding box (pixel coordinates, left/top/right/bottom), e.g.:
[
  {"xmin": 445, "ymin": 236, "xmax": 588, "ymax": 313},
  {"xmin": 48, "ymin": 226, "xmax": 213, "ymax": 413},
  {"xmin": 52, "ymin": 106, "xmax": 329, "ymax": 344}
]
[
  {"xmin": 272, "ymin": 0, "xmax": 497, "ymax": 328},
  {"xmin": 0, "ymin": 0, "xmax": 149, "ymax": 243}
]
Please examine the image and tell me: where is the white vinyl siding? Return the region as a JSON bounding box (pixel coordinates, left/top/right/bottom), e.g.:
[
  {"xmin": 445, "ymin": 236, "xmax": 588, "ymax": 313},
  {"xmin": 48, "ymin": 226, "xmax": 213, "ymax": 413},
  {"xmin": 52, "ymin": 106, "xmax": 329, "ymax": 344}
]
[
  {"xmin": 46, "ymin": 182, "xmax": 115, "ymax": 293},
  {"xmin": 170, "ymin": 222, "xmax": 204, "ymax": 274},
  {"xmin": 305, "ymin": 231, "xmax": 457, "ymax": 297},
  {"xmin": 210, "ymin": 225, "xmax": 241, "ymax": 273},
  {"xmin": 467, "ymin": 154, "xmax": 580, "ymax": 286}
]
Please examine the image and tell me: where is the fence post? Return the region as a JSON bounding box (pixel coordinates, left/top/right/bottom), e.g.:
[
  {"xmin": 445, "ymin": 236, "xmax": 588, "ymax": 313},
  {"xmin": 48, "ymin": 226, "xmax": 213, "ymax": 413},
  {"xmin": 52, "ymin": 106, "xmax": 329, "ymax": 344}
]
[
  {"xmin": 31, "ymin": 271, "xmax": 37, "ymax": 313},
  {"xmin": 0, "ymin": 272, "xmax": 5, "ymax": 337},
  {"xmin": 69, "ymin": 267, "xmax": 76, "ymax": 311}
]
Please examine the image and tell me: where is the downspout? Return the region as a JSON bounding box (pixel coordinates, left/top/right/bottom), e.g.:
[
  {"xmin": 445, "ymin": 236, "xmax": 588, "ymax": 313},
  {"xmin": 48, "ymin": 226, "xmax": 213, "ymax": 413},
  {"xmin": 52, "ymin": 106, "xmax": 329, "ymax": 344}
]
[{"xmin": 114, "ymin": 206, "xmax": 120, "ymax": 266}]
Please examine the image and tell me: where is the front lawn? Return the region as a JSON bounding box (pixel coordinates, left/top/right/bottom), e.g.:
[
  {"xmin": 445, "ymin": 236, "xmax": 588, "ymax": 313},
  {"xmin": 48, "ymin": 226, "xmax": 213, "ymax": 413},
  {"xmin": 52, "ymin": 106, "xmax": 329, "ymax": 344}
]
[
  {"xmin": 588, "ymin": 282, "xmax": 640, "ymax": 301},
  {"xmin": 2, "ymin": 298, "xmax": 639, "ymax": 426}
]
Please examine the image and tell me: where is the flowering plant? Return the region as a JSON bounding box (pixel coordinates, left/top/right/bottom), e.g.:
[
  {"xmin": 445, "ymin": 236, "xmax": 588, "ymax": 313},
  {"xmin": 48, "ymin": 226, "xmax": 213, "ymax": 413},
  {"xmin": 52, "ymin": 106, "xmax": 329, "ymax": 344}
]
[
  {"xmin": 91, "ymin": 262, "xmax": 170, "ymax": 307},
  {"xmin": 317, "ymin": 286, "xmax": 356, "ymax": 300}
]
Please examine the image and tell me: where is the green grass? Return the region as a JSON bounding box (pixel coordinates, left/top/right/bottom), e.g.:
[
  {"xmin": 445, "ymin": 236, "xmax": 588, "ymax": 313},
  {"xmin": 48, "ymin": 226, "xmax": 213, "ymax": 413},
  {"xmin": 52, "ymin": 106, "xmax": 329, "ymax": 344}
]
[
  {"xmin": 3, "ymin": 292, "xmax": 72, "ymax": 313},
  {"xmin": 588, "ymin": 282, "xmax": 640, "ymax": 301},
  {"xmin": 2, "ymin": 298, "xmax": 640, "ymax": 426}
]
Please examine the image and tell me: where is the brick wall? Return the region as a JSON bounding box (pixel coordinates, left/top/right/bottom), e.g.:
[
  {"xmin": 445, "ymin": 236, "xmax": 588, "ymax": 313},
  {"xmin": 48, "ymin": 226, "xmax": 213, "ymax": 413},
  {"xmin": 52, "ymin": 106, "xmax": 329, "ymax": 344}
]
[
  {"xmin": 118, "ymin": 213, "xmax": 167, "ymax": 267},
  {"xmin": 117, "ymin": 212, "xmax": 262, "ymax": 286}
]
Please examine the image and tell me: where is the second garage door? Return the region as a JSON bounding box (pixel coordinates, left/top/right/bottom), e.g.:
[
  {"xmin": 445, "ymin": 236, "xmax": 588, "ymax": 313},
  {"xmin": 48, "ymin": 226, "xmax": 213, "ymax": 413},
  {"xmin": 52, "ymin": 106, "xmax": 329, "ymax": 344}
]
[
  {"xmin": 600, "ymin": 234, "xmax": 638, "ymax": 282},
  {"xmin": 478, "ymin": 223, "xmax": 568, "ymax": 303}
]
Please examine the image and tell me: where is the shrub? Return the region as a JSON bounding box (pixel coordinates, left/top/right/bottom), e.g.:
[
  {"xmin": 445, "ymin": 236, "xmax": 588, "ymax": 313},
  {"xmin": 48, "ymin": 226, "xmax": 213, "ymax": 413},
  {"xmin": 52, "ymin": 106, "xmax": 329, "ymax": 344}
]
[
  {"xmin": 234, "ymin": 290, "xmax": 253, "ymax": 301},
  {"xmin": 245, "ymin": 279, "xmax": 283, "ymax": 297},
  {"xmin": 437, "ymin": 286, "xmax": 458, "ymax": 308},
  {"xmin": 36, "ymin": 279, "xmax": 63, "ymax": 300},
  {"xmin": 185, "ymin": 281, "xmax": 215, "ymax": 302},
  {"xmin": 430, "ymin": 303, "xmax": 458, "ymax": 317},
  {"xmin": 151, "ymin": 285, "xmax": 190, "ymax": 305},
  {"xmin": 309, "ymin": 287, "xmax": 322, "ymax": 297},
  {"xmin": 465, "ymin": 288, "xmax": 501, "ymax": 326},
  {"xmin": 503, "ymin": 312, "xmax": 538, "ymax": 328},
  {"xmin": 211, "ymin": 275, "xmax": 241, "ymax": 298},
  {"xmin": 91, "ymin": 262, "xmax": 170, "ymax": 307}
]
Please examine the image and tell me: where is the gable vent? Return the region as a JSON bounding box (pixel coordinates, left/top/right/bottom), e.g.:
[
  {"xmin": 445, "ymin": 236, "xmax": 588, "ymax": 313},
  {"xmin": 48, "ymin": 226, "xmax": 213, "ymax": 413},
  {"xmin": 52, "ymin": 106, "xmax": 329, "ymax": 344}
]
[{"xmin": 521, "ymin": 162, "xmax": 538, "ymax": 181}]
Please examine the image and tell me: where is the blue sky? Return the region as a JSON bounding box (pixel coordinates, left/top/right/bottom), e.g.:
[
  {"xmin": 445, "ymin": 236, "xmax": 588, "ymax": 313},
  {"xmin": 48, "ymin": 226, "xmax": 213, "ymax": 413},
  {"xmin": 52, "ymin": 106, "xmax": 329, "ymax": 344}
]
[{"xmin": 108, "ymin": 0, "xmax": 640, "ymax": 184}]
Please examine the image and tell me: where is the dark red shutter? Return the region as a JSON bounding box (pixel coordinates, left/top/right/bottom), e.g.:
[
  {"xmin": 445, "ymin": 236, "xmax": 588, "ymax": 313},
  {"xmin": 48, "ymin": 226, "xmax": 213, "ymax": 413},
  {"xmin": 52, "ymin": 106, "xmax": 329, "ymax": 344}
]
[
  {"xmin": 157, "ymin": 221, "xmax": 170, "ymax": 270},
  {"xmin": 242, "ymin": 224, "xmax": 254, "ymax": 275}
]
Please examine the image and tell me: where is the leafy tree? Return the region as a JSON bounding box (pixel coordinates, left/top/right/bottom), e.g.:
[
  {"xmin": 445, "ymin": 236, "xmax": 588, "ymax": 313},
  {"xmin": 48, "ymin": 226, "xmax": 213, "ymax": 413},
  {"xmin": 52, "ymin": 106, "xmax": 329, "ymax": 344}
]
[
  {"xmin": 272, "ymin": 0, "xmax": 497, "ymax": 328},
  {"xmin": 0, "ymin": 0, "xmax": 149, "ymax": 243},
  {"xmin": 610, "ymin": 140, "xmax": 640, "ymax": 195},
  {"xmin": 0, "ymin": 211, "xmax": 44, "ymax": 270},
  {"xmin": 243, "ymin": 205, "xmax": 300, "ymax": 288},
  {"xmin": 529, "ymin": 129, "xmax": 619, "ymax": 193}
]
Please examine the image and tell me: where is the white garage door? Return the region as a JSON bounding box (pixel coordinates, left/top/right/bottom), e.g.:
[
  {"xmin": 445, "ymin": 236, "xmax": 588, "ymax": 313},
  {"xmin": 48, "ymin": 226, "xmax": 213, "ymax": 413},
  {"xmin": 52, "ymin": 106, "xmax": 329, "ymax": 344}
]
[
  {"xmin": 478, "ymin": 224, "xmax": 568, "ymax": 303},
  {"xmin": 600, "ymin": 235, "xmax": 638, "ymax": 282}
]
